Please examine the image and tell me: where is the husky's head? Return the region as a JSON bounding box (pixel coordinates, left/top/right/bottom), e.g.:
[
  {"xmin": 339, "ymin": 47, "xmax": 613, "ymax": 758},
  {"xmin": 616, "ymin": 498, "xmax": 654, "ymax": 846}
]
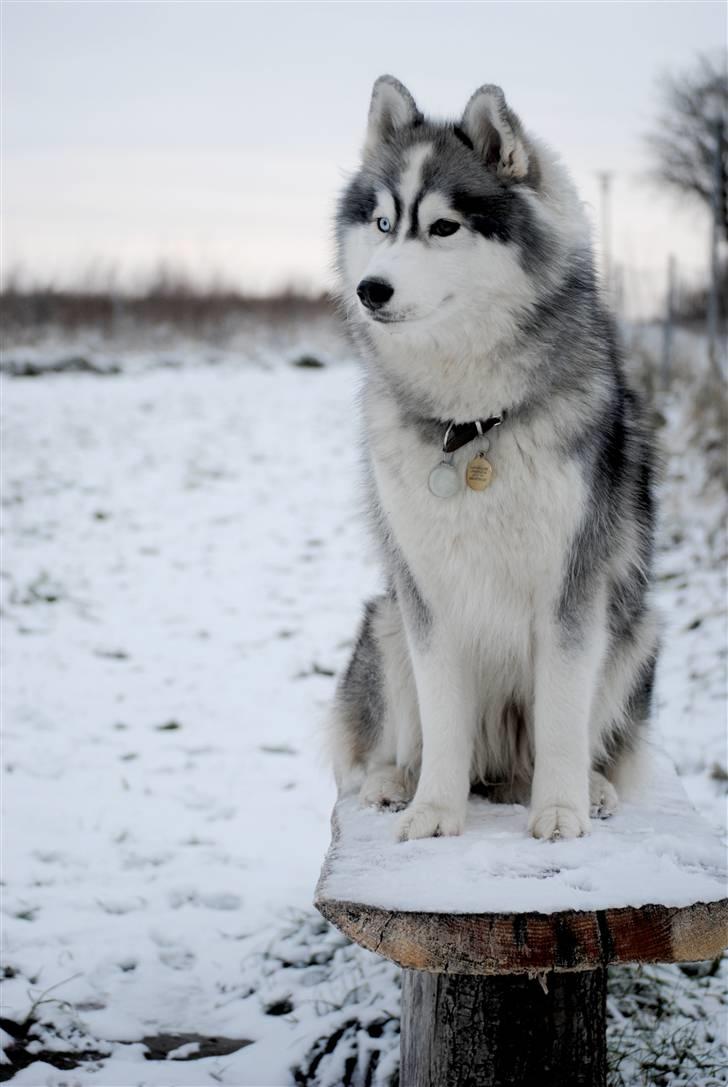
[{"xmin": 336, "ymin": 76, "xmax": 588, "ymax": 362}]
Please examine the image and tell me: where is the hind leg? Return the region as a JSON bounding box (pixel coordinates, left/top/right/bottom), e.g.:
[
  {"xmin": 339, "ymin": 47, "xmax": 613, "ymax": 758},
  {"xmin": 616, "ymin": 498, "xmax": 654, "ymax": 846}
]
[
  {"xmin": 589, "ymin": 769, "xmax": 619, "ymax": 819},
  {"xmin": 588, "ymin": 635, "xmax": 658, "ymax": 815},
  {"xmin": 360, "ymin": 764, "xmax": 413, "ymax": 811},
  {"xmin": 332, "ymin": 593, "xmax": 420, "ymax": 796}
]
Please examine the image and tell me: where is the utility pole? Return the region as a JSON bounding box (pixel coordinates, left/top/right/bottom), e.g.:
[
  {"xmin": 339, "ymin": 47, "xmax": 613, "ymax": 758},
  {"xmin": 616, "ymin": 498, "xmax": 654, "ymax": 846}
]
[
  {"xmin": 707, "ymin": 116, "xmax": 725, "ymax": 380},
  {"xmin": 596, "ymin": 171, "xmax": 613, "ymax": 300}
]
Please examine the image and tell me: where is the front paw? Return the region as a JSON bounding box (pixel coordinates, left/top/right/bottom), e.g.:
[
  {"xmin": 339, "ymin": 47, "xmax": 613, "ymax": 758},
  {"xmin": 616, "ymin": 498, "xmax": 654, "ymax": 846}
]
[
  {"xmin": 529, "ymin": 803, "xmax": 590, "ymax": 841},
  {"xmin": 397, "ymin": 801, "xmax": 465, "ymax": 842}
]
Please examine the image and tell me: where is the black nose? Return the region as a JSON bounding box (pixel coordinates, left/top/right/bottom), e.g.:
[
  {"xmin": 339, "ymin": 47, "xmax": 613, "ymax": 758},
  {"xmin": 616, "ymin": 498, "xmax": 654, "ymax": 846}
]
[{"xmin": 357, "ymin": 278, "xmax": 394, "ymax": 311}]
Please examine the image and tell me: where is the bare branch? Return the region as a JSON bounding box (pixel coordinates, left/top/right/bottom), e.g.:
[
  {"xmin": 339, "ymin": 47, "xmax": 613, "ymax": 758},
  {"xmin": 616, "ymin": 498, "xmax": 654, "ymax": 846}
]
[{"xmin": 644, "ymin": 52, "xmax": 728, "ymax": 229}]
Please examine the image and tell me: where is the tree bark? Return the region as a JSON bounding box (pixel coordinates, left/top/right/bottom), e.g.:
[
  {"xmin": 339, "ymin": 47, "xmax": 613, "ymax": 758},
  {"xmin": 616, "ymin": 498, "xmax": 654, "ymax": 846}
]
[{"xmin": 400, "ymin": 967, "xmax": 606, "ymax": 1087}]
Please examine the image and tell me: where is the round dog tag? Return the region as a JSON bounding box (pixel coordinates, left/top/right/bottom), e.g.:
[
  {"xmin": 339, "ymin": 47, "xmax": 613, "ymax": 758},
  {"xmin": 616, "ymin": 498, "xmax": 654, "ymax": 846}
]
[
  {"xmin": 466, "ymin": 453, "xmax": 493, "ymax": 491},
  {"xmin": 428, "ymin": 461, "xmax": 460, "ymax": 498}
]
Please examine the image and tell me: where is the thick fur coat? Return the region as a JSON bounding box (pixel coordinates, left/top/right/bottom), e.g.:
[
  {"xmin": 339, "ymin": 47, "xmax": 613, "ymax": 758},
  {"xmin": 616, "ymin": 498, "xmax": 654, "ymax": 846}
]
[{"xmin": 330, "ymin": 76, "xmax": 658, "ymax": 841}]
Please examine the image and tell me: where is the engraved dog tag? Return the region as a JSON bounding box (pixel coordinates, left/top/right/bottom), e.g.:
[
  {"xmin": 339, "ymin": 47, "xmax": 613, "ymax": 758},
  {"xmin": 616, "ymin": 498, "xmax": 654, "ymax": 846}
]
[{"xmin": 466, "ymin": 452, "xmax": 493, "ymax": 491}]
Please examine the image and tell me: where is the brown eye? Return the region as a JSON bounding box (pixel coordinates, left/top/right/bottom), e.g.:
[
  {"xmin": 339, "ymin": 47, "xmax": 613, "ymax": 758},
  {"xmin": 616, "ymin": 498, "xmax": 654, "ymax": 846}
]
[{"xmin": 430, "ymin": 219, "xmax": 460, "ymax": 237}]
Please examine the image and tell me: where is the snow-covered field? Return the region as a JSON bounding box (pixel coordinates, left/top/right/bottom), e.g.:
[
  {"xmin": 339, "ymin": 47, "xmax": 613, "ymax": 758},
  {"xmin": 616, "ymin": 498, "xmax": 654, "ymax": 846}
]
[{"xmin": 1, "ymin": 319, "xmax": 726, "ymax": 1086}]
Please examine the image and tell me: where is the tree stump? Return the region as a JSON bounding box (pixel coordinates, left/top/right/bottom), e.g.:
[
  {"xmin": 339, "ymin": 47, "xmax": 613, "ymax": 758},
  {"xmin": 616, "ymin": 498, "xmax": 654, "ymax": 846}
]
[
  {"xmin": 315, "ymin": 753, "xmax": 727, "ymax": 1087},
  {"xmin": 401, "ymin": 968, "xmax": 606, "ymax": 1087}
]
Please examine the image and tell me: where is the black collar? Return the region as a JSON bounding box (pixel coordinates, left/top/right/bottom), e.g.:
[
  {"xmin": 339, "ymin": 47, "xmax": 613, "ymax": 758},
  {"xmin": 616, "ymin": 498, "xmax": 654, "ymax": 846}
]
[{"xmin": 442, "ymin": 413, "xmax": 505, "ymax": 454}]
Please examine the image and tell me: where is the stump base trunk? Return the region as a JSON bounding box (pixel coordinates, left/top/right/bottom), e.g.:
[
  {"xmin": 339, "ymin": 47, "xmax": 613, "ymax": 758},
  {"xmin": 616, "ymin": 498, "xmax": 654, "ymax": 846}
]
[{"xmin": 400, "ymin": 967, "xmax": 607, "ymax": 1087}]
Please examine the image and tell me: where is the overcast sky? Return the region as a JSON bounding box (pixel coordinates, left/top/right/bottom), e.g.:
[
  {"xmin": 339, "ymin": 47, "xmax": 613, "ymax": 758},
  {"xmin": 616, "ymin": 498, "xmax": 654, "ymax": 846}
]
[{"xmin": 2, "ymin": 1, "xmax": 725, "ymax": 312}]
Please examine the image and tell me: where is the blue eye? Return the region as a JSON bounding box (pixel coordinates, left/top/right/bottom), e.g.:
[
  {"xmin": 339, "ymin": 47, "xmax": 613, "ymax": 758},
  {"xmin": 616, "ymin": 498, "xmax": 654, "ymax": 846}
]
[{"xmin": 376, "ymin": 217, "xmax": 391, "ymax": 233}]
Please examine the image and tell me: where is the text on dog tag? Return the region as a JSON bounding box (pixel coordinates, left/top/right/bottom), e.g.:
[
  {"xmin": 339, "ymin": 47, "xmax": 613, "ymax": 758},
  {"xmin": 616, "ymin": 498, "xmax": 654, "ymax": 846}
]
[{"xmin": 466, "ymin": 454, "xmax": 493, "ymax": 491}]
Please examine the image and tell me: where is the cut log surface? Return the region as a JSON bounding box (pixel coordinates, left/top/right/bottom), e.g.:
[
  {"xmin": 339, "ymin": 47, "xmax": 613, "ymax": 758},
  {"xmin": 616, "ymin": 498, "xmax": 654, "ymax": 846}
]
[{"xmin": 315, "ymin": 752, "xmax": 727, "ymax": 974}]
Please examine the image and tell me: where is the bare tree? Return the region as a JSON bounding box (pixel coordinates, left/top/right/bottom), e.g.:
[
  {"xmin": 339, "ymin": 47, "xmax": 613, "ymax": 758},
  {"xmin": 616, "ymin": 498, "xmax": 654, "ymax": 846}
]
[{"xmin": 646, "ymin": 53, "xmax": 727, "ymax": 237}]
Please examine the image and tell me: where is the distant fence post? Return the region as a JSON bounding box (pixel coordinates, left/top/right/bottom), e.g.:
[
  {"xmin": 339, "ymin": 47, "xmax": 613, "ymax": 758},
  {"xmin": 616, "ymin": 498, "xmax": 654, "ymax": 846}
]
[
  {"xmin": 662, "ymin": 254, "xmax": 676, "ymax": 391},
  {"xmin": 612, "ymin": 262, "xmax": 624, "ymax": 324},
  {"xmin": 596, "ymin": 171, "xmax": 612, "ymax": 302}
]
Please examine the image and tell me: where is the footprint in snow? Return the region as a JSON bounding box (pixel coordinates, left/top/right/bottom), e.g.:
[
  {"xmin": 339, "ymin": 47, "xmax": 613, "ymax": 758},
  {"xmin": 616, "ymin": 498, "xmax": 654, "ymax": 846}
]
[{"xmin": 159, "ymin": 948, "xmax": 196, "ymax": 971}]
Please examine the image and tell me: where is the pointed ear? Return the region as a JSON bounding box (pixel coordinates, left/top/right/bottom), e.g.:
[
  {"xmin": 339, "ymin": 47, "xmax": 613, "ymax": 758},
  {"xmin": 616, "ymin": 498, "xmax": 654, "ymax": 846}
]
[
  {"xmin": 363, "ymin": 75, "xmax": 421, "ymax": 158},
  {"xmin": 461, "ymin": 85, "xmax": 530, "ymax": 181}
]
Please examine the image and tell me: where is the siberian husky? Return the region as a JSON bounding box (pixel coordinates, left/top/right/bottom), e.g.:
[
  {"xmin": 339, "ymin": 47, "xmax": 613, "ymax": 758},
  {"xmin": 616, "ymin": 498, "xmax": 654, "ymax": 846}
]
[{"xmin": 330, "ymin": 76, "xmax": 658, "ymax": 841}]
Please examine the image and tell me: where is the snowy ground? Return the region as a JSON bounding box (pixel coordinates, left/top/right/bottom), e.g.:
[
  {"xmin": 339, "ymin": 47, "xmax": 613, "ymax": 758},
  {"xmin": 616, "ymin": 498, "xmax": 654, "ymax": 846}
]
[{"xmin": 1, "ymin": 320, "xmax": 726, "ymax": 1086}]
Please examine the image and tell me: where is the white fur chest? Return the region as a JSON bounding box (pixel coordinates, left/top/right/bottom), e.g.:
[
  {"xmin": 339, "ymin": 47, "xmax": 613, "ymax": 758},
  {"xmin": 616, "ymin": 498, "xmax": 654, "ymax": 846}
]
[{"xmin": 365, "ymin": 389, "xmax": 585, "ymax": 650}]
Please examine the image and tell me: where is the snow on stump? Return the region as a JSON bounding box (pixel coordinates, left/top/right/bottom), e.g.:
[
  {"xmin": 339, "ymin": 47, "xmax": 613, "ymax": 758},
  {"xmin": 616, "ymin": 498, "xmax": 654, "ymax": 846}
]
[{"xmin": 315, "ymin": 753, "xmax": 728, "ymax": 1087}]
